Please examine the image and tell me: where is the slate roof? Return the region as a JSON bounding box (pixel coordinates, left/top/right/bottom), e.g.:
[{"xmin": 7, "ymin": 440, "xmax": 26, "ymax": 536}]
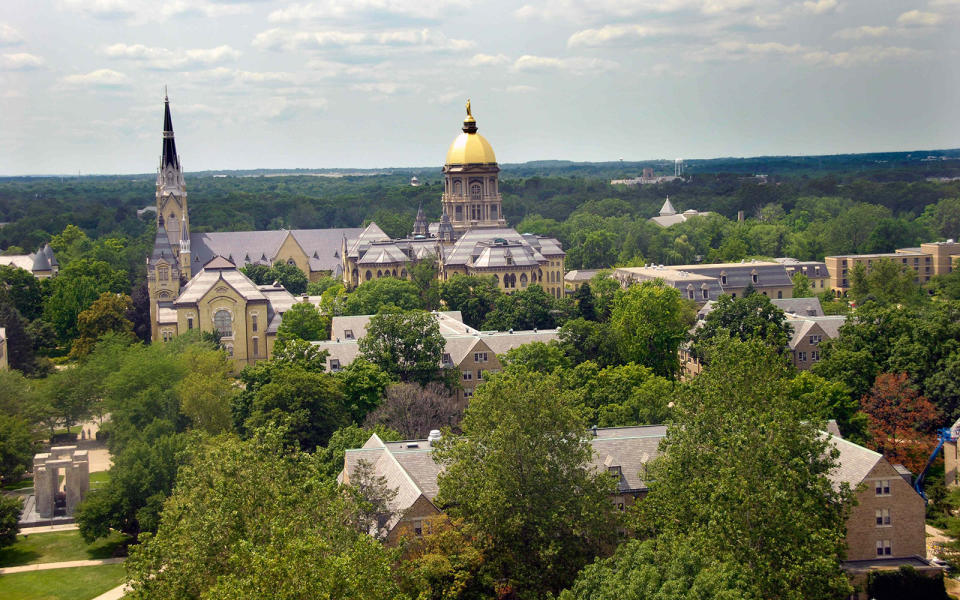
[
  {"xmin": 0, "ymin": 255, "xmax": 35, "ymax": 271},
  {"xmin": 189, "ymin": 227, "xmax": 363, "ymax": 273},
  {"xmin": 444, "ymin": 228, "xmax": 563, "ymax": 267},
  {"xmin": 174, "ymin": 257, "xmax": 267, "ymax": 305},
  {"xmin": 342, "ymin": 425, "xmax": 890, "ymax": 536},
  {"xmin": 773, "ymin": 297, "xmax": 824, "ymax": 317},
  {"xmin": 672, "ymin": 261, "xmax": 793, "ymax": 290},
  {"xmin": 330, "ymin": 311, "xmax": 471, "ymax": 341},
  {"xmin": 564, "ymin": 269, "xmax": 603, "ymax": 283}
]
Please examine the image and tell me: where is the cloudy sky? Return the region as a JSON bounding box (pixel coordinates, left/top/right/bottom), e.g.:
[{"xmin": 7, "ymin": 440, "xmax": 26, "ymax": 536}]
[{"xmin": 0, "ymin": 0, "xmax": 957, "ymax": 174}]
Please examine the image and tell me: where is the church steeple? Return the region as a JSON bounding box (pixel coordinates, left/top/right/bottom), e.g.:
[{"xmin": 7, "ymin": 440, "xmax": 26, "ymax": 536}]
[
  {"xmin": 162, "ymin": 89, "xmax": 179, "ymax": 170},
  {"xmin": 412, "ymin": 202, "xmax": 428, "ymax": 237}
]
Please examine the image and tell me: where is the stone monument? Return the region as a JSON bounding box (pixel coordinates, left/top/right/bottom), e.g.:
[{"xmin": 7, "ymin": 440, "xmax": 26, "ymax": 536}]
[{"xmin": 33, "ymin": 446, "xmax": 89, "ymax": 518}]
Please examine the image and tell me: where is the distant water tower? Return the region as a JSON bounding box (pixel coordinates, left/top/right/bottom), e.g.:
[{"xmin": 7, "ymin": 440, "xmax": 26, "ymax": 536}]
[{"xmin": 675, "ymin": 158, "xmax": 684, "ymax": 177}]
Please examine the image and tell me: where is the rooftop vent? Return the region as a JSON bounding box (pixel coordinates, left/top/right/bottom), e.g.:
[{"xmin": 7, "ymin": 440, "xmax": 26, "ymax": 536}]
[{"xmin": 428, "ymin": 430, "xmax": 442, "ymax": 447}]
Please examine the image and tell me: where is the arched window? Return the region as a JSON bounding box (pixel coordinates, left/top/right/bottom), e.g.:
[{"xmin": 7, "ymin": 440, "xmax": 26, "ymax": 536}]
[
  {"xmin": 158, "ymin": 265, "xmax": 169, "ymax": 281},
  {"xmin": 287, "ymin": 258, "xmax": 296, "ymax": 266},
  {"xmin": 377, "ymin": 270, "xmax": 383, "ymax": 278},
  {"xmin": 365, "ymin": 270, "xmax": 372, "ymax": 281},
  {"xmin": 493, "ymin": 274, "xmax": 500, "ymax": 285},
  {"xmin": 453, "ymin": 180, "xmax": 462, "ymax": 195},
  {"xmin": 214, "ymin": 310, "xmax": 232, "ymax": 337},
  {"xmin": 720, "ymin": 272, "xmax": 727, "ymax": 285},
  {"xmin": 401, "ymin": 269, "xmax": 407, "ymax": 278},
  {"xmin": 392, "ymin": 269, "xmax": 397, "ymax": 277},
  {"xmin": 520, "ymin": 273, "xmax": 528, "ymax": 287},
  {"xmin": 352, "ymin": 268, "xmax": 358, "ymax": 282},
  {"xmin": 470, "ymin": 183, "xmax": 482, "ymax": 198}
]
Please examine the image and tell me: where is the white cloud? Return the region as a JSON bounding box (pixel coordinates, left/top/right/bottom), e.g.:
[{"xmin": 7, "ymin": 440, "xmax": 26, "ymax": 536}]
[
  {"xmin": 802, "ymin": 0, "xmax": 838, "ymax": 15},
  {"xmin": 350, "ymin": 81, "xmax": 403, "ymax": 95},
  {"xmin": 512, "ymin": 55, "xmax": 619, "ymax": 74},
  {"xmin": 0, "ymin": 53, "xmax": 45, "ymax": 70},
  {"xmin": 515, "ymin": 0, "xmax": 763, "ymax": 22},
  {"xmin": 62, "ymin": 68, "xmax": 129, "ymax": 87},
  {"xmin": 568, "ymin": 24, "xmax": 670, "ymax": 47},
  {"xmin": 268, "ymin": 0, "xmax": 466, "ymax": 23},
  {"xmin": 196, "ymin": 67, "xmax": 296, "ymax": 85},
  {"xmin": 429, "ymin": 90, "xmax": 465, "ymax": 104},
  {"xmin": 263, "ymin": 95, "xmax": 328, "ymax": 121},
  {"xmin": 0, "ymin": 24, "xmax": 23, "ymax": 46},
  {"xmin": 897, "ymin": 10, "xmax": 943, "ymax": 26},
  {"xmin": 505, "ymin": 84, "xmax": 537, "ymax": 93},
  {"xmin": 103, "ymin": 43, "xmax": 240, "ymax": 70},
  {"xmin": 253, "ymin": 28, "xmax": 474, "ymax": 53},
  {"xmin": 833, "ymin": 25, "xmax": 890, "ymax": 39},
  {"xmin": 470, "ymin": 53, "xmax": 510, "ymax": 66},
  {"xmin": 692, "ymin": 39, "xmax": 806, "ymax": 61},
  {"xmin": 802, "ymin": 45, "xmax": 926, "ymax": 67},
  {"xmin": 60, "ymin": 0, "xmax": 253, "ymax": 23}
]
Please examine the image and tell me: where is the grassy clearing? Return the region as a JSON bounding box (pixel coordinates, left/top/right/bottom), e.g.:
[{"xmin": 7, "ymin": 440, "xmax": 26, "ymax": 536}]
[
  {"xmin": 0, "ymin": 563, "xmax": 126, "ymax": 600},
  {"xmin": 87, "ymin": 472, "xmax": 109, "ymax": 490},
  {"xmin": 0, "ymin": 530, "xmax": 127, "ymax": 568},
  {"xmin": 1, "ymin": 479, "xmax": 33, "ymax": 492}
]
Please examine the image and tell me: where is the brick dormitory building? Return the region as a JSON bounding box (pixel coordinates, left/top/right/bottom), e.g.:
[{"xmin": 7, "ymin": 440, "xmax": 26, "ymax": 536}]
[{"xmin": 340, "ymin": 424, "xmax": 938, "ymax": 595}]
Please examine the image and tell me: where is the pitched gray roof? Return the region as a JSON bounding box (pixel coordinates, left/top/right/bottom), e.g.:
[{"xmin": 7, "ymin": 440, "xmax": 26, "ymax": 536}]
[
  {"xmin": 174, "ymin": 260, "xmax": 267, "ymax": 306},
  {"xmin": 190, "ymin": 227, "xmax": 363, "ymax": 273},
  {"xmin": 773, "ymin": 297, "xmax": 824, "ymax": 317}
]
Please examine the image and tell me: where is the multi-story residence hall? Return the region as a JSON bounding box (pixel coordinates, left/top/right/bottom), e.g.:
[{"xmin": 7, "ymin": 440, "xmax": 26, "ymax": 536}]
[
  {"xmin": 825, "ymin": 240, "xmax": 960, "ymax": 295},
  {"xmin": 340, "ymin": 103, "xmax": 566, "ymax": 298},
  {"xmin": 148, "ymin": 96, "xmax": 565, "ymax": 354},
  {"xmin": 313, "ymin": 311, "xmax": 558, "ymax": 400},
  {"xmin": 341, "ymin": 426, "xmax": 937, "ymax": 588},
  {"xmin": 613, "ymin": 259, "xmax": 816, "ymax": 303}
]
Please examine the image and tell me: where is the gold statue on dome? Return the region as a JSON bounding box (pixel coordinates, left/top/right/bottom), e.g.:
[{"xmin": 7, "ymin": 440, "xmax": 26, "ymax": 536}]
[{"xmin": 466, "ymin": 98, "xmax": 472, "ymax": 118}]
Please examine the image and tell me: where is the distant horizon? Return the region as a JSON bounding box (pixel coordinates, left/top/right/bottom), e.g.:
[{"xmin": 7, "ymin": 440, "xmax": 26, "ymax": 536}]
[{"xmin": 2, "ymin": 145, "xmax": 958, "ymax": 178}]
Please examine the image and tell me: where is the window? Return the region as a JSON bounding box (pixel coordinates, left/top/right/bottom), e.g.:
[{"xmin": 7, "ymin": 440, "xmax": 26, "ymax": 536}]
[
  {"xmin": 214, "ymin": 310, "xmax": 232, "ymax": 337},
  {"xmin": 875, "ymin": 480, "xmax": 891, "ymax": 496},
  {"xmin": 330, "ymin": 359, "xmax": 341, "ymax": 372},
  {"xmin": 777, "ymin": 291, "xmax": 783, "ymax": 299},
  {"xmin": 720, "ymin": 274, "xmax": 727, "ymax": 285},
  {"xmin": 344, "ymin": 329, "xmax": 354, "ymax": 340},
  {"xmin": 477, "ymin": 369, "xmax": 484, "ymax": 380},
  {"xmin": 442, "ymin": 353, "xmax": 452, "ymax": 366},
  {"xmin": 752, "ymin": 273, "xmax": 758, "ymax": 283},
  {"xmin": 464, "ymin": 388, "xmax": 473, "ymax": 398},
  {"xmin": 520, "ymin": 273, "xmax": 528, "ymax": 287},
  {"xmin": 688, "ymin": 289, "xmax": 694, "ymax": 300},
  {"xmin": 702, "ymin": 288, "xmax": 708, "ymax": 299},
  {"xmin": 462, "ymin": 371, "xmax": 473, "ymax": 381},
  {"xmin": 798, "ymin": 351, "xmax": 807, "ymax": 362},
  {"xmin": 470, "ymin": 183, "xmax": 482, "ymax": 198},
  {"xmin": 414, "ymin": 519, "xmax": 423, "ymax": 537},
  {"xmin": 226, "ymin": 345, "xmax": 234, "ymax": 357},
  {"xmin": 187, "ymin": 317, "xmax": 194, "ymax": 330},
  {"xmin": 809, "ymin": 335, "xmax": 822, "ymax": 344},
  {"xmin": 876, "ymin": 509, "xmax": 891, "ymax": 526},
  {"xmin": 252, "ymin": 314, "xmax": 258, "ymax": 332},
  {"xmin": 811, "ymin": 350, "xmax": 820, "ymax": 361},
  {"xmin": 158, "ymin": 265, "xmax": 169, "ymax": 281},
  {"xmin": 474, "ymin": 352, "xmax": 488, "ymax": 362},
  {"xmin": 252, "ymin": 337, "xmax": 259, "ymax": 358},
  {"xmin": 365, "ymin": 270, "xmax": 372, "ymax": 281},
  {"xmin": 876, "ymin": 540, "xmax": 892, "ymax": 556}
]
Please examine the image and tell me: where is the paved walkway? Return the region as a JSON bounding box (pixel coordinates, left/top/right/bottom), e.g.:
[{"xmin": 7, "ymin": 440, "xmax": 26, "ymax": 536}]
[
  {"xmin": 90, "ymin": 582, "xmax": 131, "ymax": 600},
  {"xmin": 0, "ymin": 557, "xmax": 124, "ymax": 575},
  {"xmin": 20, "ymin": 523, "xmax": 79, "ymax": 533}
]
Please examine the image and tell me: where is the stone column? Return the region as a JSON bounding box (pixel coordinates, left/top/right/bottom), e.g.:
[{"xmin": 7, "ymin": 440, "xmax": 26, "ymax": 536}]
[{"xmin": 65, "ymin": 450, "xmax": 89, "ymax": 514}]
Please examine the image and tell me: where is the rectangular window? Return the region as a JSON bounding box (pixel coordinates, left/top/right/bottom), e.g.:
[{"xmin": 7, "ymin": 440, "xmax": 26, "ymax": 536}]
[
  {"xmin": 811, "ymin": 350, "xmax": 820, "ymax": 361},
  {"xmin": 875, "ymin": 509, "xmax": 891, "ymax": 526},
  {"xmin": 413, "ymin": 520, "xmax": 423, "ymax": 537},
  {"xmin": 442, "ymin": 353, "xmax": 452, "ymax": 366},
  {"xmin": 252, "ymin": 337, "xmax": 259, "ymax": 357},
  {"xmin": 477, "ymin": 369, "xmax": 484, "ymax": 380},
  {"xmin": 875, "ymin": 480, "xmax": 891, "ymax": 496},
  {"xmin": 474, "ymin": 352, "xmax": 488, "ymax": 362},
  {"xmin": 462, "ymin": 371, "xmax": 473, "ymax": 381},
  {"xmin": 252, "ymin": 315, "xmax": 258, "ymax": 332},
  {"xmin": 809, "ymin": 335, "xmax": 822, "ymax": 344},
  {"xmin": 344, "ymin": 329, "xmax": 354, "ymax": 340},
  {"xmin": 464, "ymin": 388, "xmax": 473, "ymax": 398},
  {"xmin": 798, "ymin": 351, "xmax": 807, "ymax": 362},
  {"xmin": 187, "ymin": 317, "xmax": 194, "ymax": 330},
  {"xmin": 330, "ymin": 359, "xmax": 341, "ymax": 372}
]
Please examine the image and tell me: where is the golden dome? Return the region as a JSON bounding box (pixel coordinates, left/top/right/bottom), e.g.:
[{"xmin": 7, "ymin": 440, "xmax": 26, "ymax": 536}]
[
  {"xmin": 445, "ymin": 131, "xmax": 497, "ymax": 165},
  {"xmin": 445, "ymin": 100, "xmax": 497, "ymax": 165}
]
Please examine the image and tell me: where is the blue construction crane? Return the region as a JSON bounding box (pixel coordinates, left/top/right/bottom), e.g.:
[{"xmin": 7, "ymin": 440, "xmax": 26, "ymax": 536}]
[{"xmin": 914, "ymin": 424, "xmax": 960, "ymax": 502}]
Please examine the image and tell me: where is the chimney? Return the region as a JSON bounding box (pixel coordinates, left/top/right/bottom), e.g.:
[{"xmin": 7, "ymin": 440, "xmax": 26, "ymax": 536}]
[
  {"xmin": 428, "ymin": 430, "xmax": 442, "ymax": 447},
  {"xmin": 737, "ymin": 210, "xmax": 745, "ymax": 222}
]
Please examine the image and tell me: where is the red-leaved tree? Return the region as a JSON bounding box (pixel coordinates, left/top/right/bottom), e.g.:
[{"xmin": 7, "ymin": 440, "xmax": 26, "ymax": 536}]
[{"xmin": 861, "ymin": 372, "xmax": 938, "ymax": 474}]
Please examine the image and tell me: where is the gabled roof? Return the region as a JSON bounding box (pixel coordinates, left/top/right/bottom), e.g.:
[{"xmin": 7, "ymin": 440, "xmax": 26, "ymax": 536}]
[
  {"xmin": 174, "ymin": 259, "xmax": 267, "ymax": 305},
  {"xmin": 774, "ymin": 297, "xmax": 824, "ymax": 317},
  {"xmin": 189, "ymin": 227, "xmax": 363, "ymax": 273}
]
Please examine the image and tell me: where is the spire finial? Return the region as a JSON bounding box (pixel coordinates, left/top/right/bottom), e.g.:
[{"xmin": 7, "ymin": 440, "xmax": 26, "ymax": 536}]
[
  {"xmin": 462, "ymin": 98, "xmax": 477, "ymax": 133},
  {"xmin": 164, "ymin": 85, "xmax": 168, "ymax": 102},
  {"xmin": 466, "ymin": 98, "xmax": 471, "ymax": 118}
]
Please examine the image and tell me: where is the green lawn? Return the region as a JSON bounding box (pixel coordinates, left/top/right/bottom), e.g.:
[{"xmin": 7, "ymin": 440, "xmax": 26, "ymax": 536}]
[
  {"xmin": 0, "ymin": 531, "xmax": 127, "ymax": 568},
  {"xmin": 87, "ymin": 472, "xmax": 109, "ymax": 490},
  {"xmin": 1, "ymin": 479, "xmax": 33, "ymax": 492},
  {"xmin": 0, "ymin": 563, "xmax": 126, "ymax": 600}
]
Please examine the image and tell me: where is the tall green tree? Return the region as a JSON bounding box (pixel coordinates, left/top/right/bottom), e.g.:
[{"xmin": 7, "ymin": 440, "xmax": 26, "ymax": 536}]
[
  {"xmin": 359, "ymin": 310, "xmax": 447, "ymax": 386},
  {"xmin": 690, "ymin": 293, "xmax": 791, "ymax": 361},
  {"xmin": 609, "ymin": 280, "xmax": 694, "ymax": 377},
  {"xmin": 69, "ymin": 292, "xmax": 134, "ymax": 358},
  {"xmin": 0, "ymin": 414, "xmax": 35, "ymax": 484},
  {"xmin": 849, "ymin": 258, "xmax": 924, "ymax": 306},
  {"xmin": 276, "ymin": 301, "xmax": 328, "ymax": 342},
  {"xmin": 0, "ymin": 264, "xmax": 45, "ymax": 321},
  {"xmin": 42, "ymin": 258, "xmax": 128, "ymax": 342},
  {"xmin": 439, "ymin": 274, "xmax": 501, "ymax": 329},
  {"xmin": 126, "ymin": 430, "xmax": 401, "ymax": 600},
  {"xmin": 344, "ymin": 278, "xmax": 423, "ymax": 315},
  {"xmin": 434, "ymin": 367, "xmax": 618, "ymax": 599}
]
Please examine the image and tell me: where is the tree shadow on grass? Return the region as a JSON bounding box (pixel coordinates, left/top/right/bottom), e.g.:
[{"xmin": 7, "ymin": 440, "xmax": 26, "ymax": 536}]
[{"xmin": 0, "ymin": 546, "xmax": 41, "ymax": 568}]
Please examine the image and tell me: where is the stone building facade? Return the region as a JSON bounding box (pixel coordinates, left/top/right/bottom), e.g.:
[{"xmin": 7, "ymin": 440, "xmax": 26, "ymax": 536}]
[
  {"xmin": 340, "ymin": 104, "xmax": 566, "ymax": 299},
  {"xmin": 825, "ymin": 240, "xmax": 960, "ymax": 295}
]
